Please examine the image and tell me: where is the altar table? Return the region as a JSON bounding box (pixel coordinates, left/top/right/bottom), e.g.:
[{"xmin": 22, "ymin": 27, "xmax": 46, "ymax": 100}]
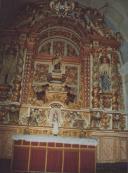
[{"xmin": 11, "ymin": 135, "xmax": 98, "ymax": 173}]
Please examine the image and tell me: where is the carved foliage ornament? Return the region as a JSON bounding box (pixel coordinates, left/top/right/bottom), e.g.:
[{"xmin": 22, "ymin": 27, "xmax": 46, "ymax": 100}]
[{"xmin": 50, "ymin": 0, "xmax": 75, "ymax": 17}]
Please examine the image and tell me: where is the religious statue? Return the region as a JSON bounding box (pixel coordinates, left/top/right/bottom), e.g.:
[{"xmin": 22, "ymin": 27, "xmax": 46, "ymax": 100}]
[
  {"xmin": 101, "ymin": 112, "xmax": 111, "ymax": 129},
  {"xmin": 11, "ymin": 79, "xmax": 21, "ymax": 102},
  {"xmin": 112, "ymin": 114, "xmax": 120, "ymax": 129},
  {"xmin": 0, "ymin": 47, "xmax": 17, "ymax": 85},
  {"xmin": 48, "ymin": 105, "xmax": 63, "ymax": 135},
  {"xmin": 52, "ymin": 114, "xmax": 59, "ymax": 136},
  {"xmin": 91, "ymin": 111, "xmax": 101, "ymax": 128},
  {"xmin": 33, "ymin": 84, "xmax": 49, "ymax": 103},
  {"xmin": 92, "ymin": 86, "xmax": 100, "ymax": 108},
  {"xmin": 28, "ymin": 108, "xmax": 39, "ymax": 126},
  {"xmin": 99, "ymin": 53, "xmax": 111, "ymax": 92},
  {"xmin": 65, "ymin": 85, "xmax": 76, "ymax": 105},
  {"xmin": 52, "ymin": 52, "xmax": 62, "ymax": 73}
]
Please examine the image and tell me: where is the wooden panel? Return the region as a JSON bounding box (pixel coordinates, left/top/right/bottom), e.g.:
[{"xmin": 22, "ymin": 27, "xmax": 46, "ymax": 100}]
[
  {"xmin": 63, "ymin": 149, "xmax": 79, "ymax": 173},
  {"xmin": 12, "ymin": 146, "xmax": 29, "ymax": 171},
  {"xmin": 80, "ymin": 149, "xmax": 95, "ymax": 173},
  {"xmin": 12, "ymin": 140, "xmax": 96, "ymax": 173},
  {"xmin": 30, "ymin": 147, "xmax": 46, "ymax": 171},
  {"xmin": 47, "ymin": 148, "xmax": 62, "ymax": 172}
]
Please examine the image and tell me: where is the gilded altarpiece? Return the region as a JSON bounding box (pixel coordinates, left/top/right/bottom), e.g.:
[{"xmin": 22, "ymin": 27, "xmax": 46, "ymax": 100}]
[{"xmin": 0, "ymin": 0, "xmax": 127, "ymax": 163}]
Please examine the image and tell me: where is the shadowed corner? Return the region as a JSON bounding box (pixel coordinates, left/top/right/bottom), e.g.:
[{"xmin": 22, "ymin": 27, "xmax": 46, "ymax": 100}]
[{"xmin": 0, "ymin": 159, "xmax": 11, "ymax": 173}]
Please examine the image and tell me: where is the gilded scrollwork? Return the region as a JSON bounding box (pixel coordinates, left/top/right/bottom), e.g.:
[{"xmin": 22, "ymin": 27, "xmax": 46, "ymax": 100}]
[
  {"xmin": 0, "ymin": 0, "xmax": 127, "ymax": 164},
  {"xmin": 0, "ymin": 105, "xmax": 20, "ymax": 125},
  {"xmin": 0, "ymin": 0, "xmax": 126, "ymax": 135},
  {"xmin": 91, "ymin": 111, "xmax": 101, "ymax": 129},
  {"xmin": 112, "ymin": 114, "xmax": 121, "ymax": 129},
  {"xmin": 100, "ymin": 112, "xmax": 111, "ymax": 129}
]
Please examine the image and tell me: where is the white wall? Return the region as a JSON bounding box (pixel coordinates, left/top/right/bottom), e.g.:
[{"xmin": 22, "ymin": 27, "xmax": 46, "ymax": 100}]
[{"xmin": 121, "ymin": 62, "xmax": 128, "ymax": 129}]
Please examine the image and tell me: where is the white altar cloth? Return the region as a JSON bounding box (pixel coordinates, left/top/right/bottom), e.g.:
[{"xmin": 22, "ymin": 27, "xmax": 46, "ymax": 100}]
[{"xmin": 13, "ymin": 134, "xmax": 98, "ymax": 146}]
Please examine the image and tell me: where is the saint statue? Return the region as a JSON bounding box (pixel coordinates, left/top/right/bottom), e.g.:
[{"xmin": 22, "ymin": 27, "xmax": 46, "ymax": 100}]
[
  {"xmin": 52, "ymin": 52, "xmax": 62, "ymax": 73},
  {"xmin": 52, "ymin": 114, "xmax": 59, "ymax": 136},
  {"xmin": 0, "ymin": 47, "xmax": 17, "ymax": 85},
  {"xmin": 49, "ymin": 106, "xmax": 63, "ymax": 135},
  {"xmin": 99, "ymin": 54, "xmax": 111, "ymax": 92}
]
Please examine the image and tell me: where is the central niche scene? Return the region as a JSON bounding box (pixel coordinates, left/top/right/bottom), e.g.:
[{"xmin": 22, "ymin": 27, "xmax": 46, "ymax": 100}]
[{"xmin": 28, "ymin": 39, "xmax": 80, "ymax": 106}]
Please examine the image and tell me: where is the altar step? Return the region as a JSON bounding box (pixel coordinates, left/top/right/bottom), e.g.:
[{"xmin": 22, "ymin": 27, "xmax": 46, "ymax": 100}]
[
  {"xmin": 0, "ymin": 159, "xmax": 11, "ymax": 173},
  {"xmin": 97, "ymin": 163, "xmax": 127, "ymax": 173},
  {"xmin": 0, "ymin": 159, "xmax": 127, "ymax": 173}
]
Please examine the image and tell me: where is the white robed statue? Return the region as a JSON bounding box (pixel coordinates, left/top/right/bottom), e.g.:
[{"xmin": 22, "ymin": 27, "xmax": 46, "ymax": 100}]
[{"xmin": 49, "ymin": 107, "xmax": 63, "ymax": 135}]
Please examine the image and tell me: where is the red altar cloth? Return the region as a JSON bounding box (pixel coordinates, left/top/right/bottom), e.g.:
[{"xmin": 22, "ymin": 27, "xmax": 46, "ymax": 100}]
[{"xmin": 11, "ymin": 135, "xmax": 97, "ymax": 173}]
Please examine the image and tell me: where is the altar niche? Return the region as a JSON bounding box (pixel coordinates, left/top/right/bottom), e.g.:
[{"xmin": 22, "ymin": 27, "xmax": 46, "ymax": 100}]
[
  {"xmin": 29, "ymin": 55, "xmax": 79, "ymax": 106},
  {"xmin": 47, "ymin": 52, "xmax": 66, "ymax": 84},
  {"xmin": 0, "ymin": 47, "xmax": 17, "ymax": 85},
  {"xmin": 48, "ymin": 103, "xmax": 63, "ymax": 136},
  {"xmin": 52, "ymin": 52, "xmax": 62, "ymax": 73}
]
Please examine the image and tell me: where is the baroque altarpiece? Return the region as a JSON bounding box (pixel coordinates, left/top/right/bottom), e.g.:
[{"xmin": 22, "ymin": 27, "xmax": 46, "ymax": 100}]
[{"xmin": 0, "ymin": 0, "xmax": 127, "ymax": 163}]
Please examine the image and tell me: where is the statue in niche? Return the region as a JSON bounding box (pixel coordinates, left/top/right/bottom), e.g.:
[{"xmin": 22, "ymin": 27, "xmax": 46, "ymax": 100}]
[
  {"xmin": 112, "ymin": 114, "xmax": 120, "ymax": 129},
  {"xmin": 99, "ymin": 53, "xmax": 111, "ymax": 92},
  {"xmin": 65, "ymin": 85, "xmax": 76, "ymax": 105},
  {"xmin": 0, "ymin": 105, "xmax": 19, "ymax": 124},
  {"xmin": 100, "ymin": 112, "xmax": 111, "ymax": 129},
  {"xmin": 33, "ymin": 84, "xmax": 49, "ymax": 103},
  {"xmin": 11, "ymin": 79, "xmax": 21, "ymax": 102},
  {"xmin": 65, "ymin": 66, "xmax": 78, "ymax": 85},
  {"xmin": 48, "ymin": 104, "xmax": 63, "ymax": 135},
  {"xmin": 52, "ymin": 52, "xmax": 62, "ymax": 73},
  {"xmin": 120, "ymin": 115, "xmax": 126, "ymax": 130},
  {"xmin": 52, "ymin": 112, "xmax": 59, "ymax": 135},
  {"xmin": 27, "ymin": 108, "xmax": 48, "ymax": 127},
  {"xmin": 28, "ymin": 108, "xmax": 39, "ymax": 126},
  {"xmin": 91, "ymin": 112, "xmax": 101, "ymax": 128},
  {"xmin": 47, "ymin": 51, "xmax": 66, "ymax": 84},
  {"xmin": 7, "ymin": 106, "xmax": 19, "ymax": 124},
  {"xmin": 0, "ymin": 46, "xmax": 17, "ymax": 85},
  {"xmin": 0, "ymin": 108, "xmax": 8, "ymax": 123}
]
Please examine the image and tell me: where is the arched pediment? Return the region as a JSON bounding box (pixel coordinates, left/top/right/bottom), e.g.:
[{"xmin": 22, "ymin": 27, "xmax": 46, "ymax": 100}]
[{"xmin": 12, "ymin": 0, "xmax": 120, "ymax": 46}]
